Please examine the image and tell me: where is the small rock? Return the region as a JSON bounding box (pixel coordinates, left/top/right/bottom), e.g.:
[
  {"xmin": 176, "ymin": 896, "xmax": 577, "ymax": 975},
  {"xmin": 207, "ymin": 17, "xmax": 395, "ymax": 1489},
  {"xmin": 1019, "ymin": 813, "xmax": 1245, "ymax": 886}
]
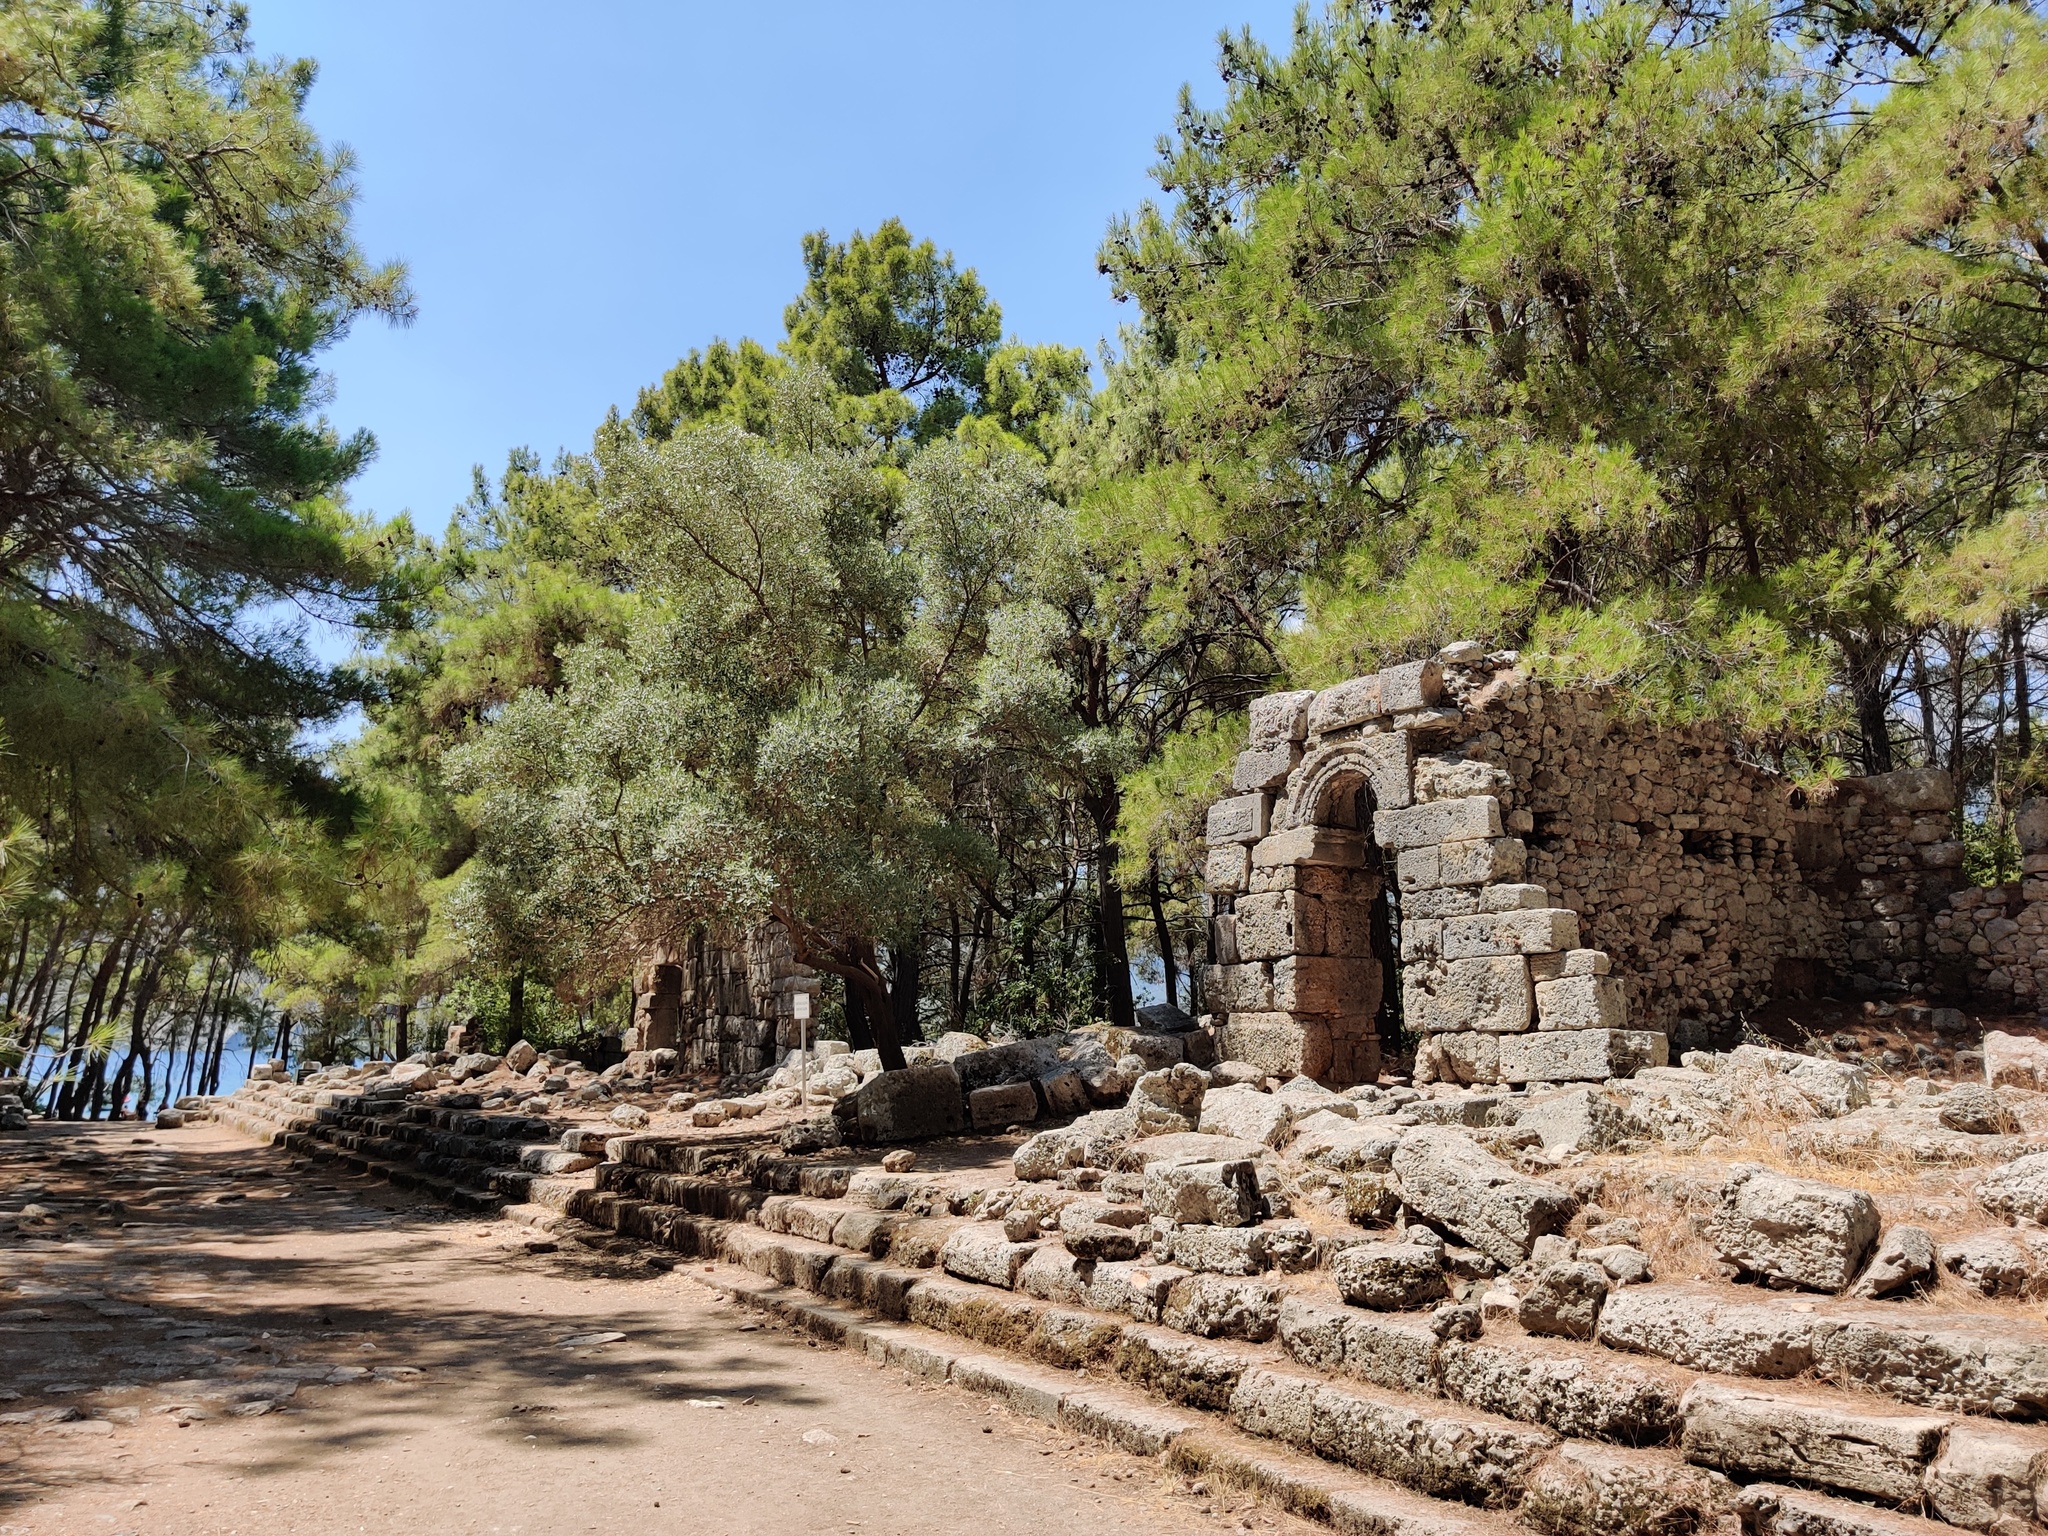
[
  {"xmin": 1849, "ymin": 1224, "xmax": 1936, "ymax": 1299},
  {"xmin": 1430, "ymin": 1302, "xmax": 1483, "ymax": 1340},
  {"xmin": 880, "ymin": 1149, "xmax": 918, "ymax": 1174},
  {"xmin": 665, "ymin": 1092, "xmax": 698, "ymax": 1112},
  {"xmin": 1941, "ymin": 1232, "xmax": 2032, "ymax": 1297},
  {"xmin": 1583, "ymin": 1244, "xmax": 1654, "ymax": 1286},
  {"xmin": 608, "ymin": 1104, "xmax": 650, "ymax": 1128}
]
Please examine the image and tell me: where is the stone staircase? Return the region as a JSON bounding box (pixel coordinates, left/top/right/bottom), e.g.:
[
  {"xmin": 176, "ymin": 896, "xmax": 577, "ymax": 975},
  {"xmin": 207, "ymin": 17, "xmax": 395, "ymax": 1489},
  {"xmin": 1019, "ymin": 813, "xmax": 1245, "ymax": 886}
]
[
  {"xmin": 505, "ymin": 1130, "xmax": 2048, "ymax": 1536},
  {"xmin": 206, "ymin": 1084, "xmax": 591, "ymax": 1216}
]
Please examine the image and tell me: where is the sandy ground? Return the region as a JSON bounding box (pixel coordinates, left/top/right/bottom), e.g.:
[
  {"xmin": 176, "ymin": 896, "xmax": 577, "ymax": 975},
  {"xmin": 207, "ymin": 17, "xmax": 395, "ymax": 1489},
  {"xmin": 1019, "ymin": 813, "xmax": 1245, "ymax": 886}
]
[{"xmin": 0, "ymin": 1121, "xmax": 1326, "ymax": 1536}]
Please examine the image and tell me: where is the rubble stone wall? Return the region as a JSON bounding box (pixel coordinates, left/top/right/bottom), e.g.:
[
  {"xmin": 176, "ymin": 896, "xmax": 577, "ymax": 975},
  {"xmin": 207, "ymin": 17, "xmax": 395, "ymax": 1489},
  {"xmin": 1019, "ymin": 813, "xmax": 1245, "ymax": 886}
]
[
  {"xmin": 1202, "ymin": 648, "xmax": 2048, "ymax": 1088},
  {"xmin": 630, "ymin": 923, "xmax": 820, "ymax": 1078}
]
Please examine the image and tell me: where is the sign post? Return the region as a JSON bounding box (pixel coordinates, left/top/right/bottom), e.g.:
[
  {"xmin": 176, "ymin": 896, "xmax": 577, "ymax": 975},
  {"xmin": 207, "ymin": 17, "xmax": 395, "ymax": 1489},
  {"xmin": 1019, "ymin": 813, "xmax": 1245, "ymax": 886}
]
[{"xmin": 794, "ymin": 990, "xmax": 812, "ymax": 1106}]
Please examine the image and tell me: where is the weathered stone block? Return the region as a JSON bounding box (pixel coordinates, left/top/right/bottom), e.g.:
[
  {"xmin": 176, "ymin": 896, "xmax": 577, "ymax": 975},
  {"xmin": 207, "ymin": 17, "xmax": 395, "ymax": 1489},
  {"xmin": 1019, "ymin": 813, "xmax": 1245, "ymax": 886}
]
[
  {"xmin": 1163, "ymin": 1273, "xmax": 1281, "ymax": 1340},
  {"xmin": 1250, "ymin": 688, "xmax": 1316, "ymax": 747},
  {"xmin": 1535, "ymin": 974, "xmax": 1628, "ymax": 1031},
  {"xmin": 1216, "ymin": 1013, "xmax": 1330, "ymax": 1082},
  {"xmin": 968, "ymin": 1081, "xmax": 1039, "ymax": 1130},
  {"xmin": 1252, "ymin": 826, "xmax": 1366, "ymax": 868},
  {"xmin": 846, "ymin": 1063, "xmax": 965, "ymax": 1143},
  {"xmin": 1380, "ymin": 659, "xmax": 1445, "ymax": 712},
  {"xmin": 1233, "ymin": 891, "xmax": 1300, "ymax": 961},
  {"xmin": 1233, "ymin": 745, "xmax": 1297, "ymax": 792},
  {"xmin": 1480, "ymin": 882, "xmax": 1549, "ymax": 911},
  {"xmin": 1204, "ymin": 843, "xmax": 1250, "ymax": 893},
  {"xmin": 1413, "ymin": 752, "xmax": 1512, "ymax": 803},
  {"xmin": 1518, "ymin": 1260, "xmax": 1610, "ymax": 1340},
  {"xmin": 1272, "ymin": 954, "xmax": 1380, "ymax": 1015},
  {"xmin": 1978, "ymin": 1150, "xmax": 2048, "ymax": 1224},
  {"xmin": 1207, "ymin": 961, "xmax": 1272, "ymax": 1013},
  {"xmin": 1207, "ymin": 793, "xmax": 1271, "ymax": 846},
  {"xmin": 1530, "ymin": 948, "xmax": 1612, "ymax": 981},
  {"xmin": 1143, "ymin": 1158, "xmax": 1261, "ymax": 1227},
  {"xmin": 1923, "ymin": 1422, "xmax": 2048, "ymax": 1532},
  {"xmin": 1416, "ymin": 1030, "xmax": 1501, "ymax": 1086},
  {"xmin": 1162, "ymin": 1223, "xmax": 1269, "ymax": 1276},
  {"xmin": 1708, "ymin": 1165, "xmax": 1879, "ymax": 1292},
  {"xmin": 1679, "ymin": 1381, "xmax": 1947, "ymax": 1501},
  {"xmin": 1331, "ymin": 1239, "xmax": 1449, "ymax": 1310},
  {"xmin": 1523, "ymin": 1442, "xmax": 1719, "ymax": 1536},
  {"xmin": 1392, "ymin": 1126, "xmax": 1576, "ymax": 1267},
  {"xmin": 1443, "ymin": 907, "xmax": 1580, "ymax": 959},
  {"xmin": 940, "ymin": 1224, "xmax": 1041, "ymax": 1288},
  {"xmin": 1373, "ymin": 795, "xmax": 1504, "ymax": 850},
  {"xmin": 1308, "ymin": 675, "xmax": 1383, "ymax": 734},
  {"xmin": 1440, "ymin": 836, "xmax": 1529, "ymax": 888},
  {"xmin": 1408, "ymin": 955, "xmax": 1532, "ymax": 1035},
  {"xmin": 1499, "ymin": 1029, "xmax": 1666, "ymax": 1085}
]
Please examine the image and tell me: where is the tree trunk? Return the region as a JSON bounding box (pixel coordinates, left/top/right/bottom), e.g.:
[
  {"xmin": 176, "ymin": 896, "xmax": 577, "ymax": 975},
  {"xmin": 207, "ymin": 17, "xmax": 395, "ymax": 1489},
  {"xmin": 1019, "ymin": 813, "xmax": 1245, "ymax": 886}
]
[
  {"xmin": 842, "ymin": 980, "xmax": 875, "ymax": 1051},
  {"xmin": 508, "ymin": 972, "xmax": 526, "ymax": 1048},
  {"xmin": 2013, "ymin": 611, "xmax": 2034, "ymax": 760},
  {"xmin": 1912, "ymin": 642, "xmax": 1939, "ymax": 765},
  {"xmin": 889, "ymin": 937, "xmax": 923, "ymax": 1045},
  {"xmin": 1083, "ymin": 788, "xmax": 1136, "ymax": 1029},
  {"xmin": 1147, "ymin": 859, "xmax": 1179, "ymax": 1013},
  {"xmin": 394, "ymin": 999, "xmax": 411, "ymax": 1063},
  {"xmin": 1845, "ymin": 638, "xmax": 1895, "ymax": 775}
]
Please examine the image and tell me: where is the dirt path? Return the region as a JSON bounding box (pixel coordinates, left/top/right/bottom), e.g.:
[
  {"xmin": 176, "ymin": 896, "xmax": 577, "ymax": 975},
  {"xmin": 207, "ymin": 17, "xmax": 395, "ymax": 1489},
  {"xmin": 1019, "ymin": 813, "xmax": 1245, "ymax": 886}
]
[{"xmin": 0, "ymin": 1122, "xmax": 1313, "ymax": 1536}]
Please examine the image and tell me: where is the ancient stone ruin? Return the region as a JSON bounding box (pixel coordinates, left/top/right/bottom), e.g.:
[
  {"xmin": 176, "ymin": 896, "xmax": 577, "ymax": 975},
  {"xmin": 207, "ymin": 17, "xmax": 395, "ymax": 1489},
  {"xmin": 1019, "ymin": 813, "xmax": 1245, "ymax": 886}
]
[
  {"xmin": 1202, "ymin": 645, "xmax": 2048, "ymax": 1088},
  {"xmin": 629, "ymin": 922, "xmax": 820, "ymax": 1078}
]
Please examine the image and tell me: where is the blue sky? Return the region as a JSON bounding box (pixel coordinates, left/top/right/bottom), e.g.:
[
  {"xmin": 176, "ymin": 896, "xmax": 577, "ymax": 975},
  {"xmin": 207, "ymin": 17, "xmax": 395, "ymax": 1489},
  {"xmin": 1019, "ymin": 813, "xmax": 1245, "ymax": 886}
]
[{"xmin": 252, "ymin": 1, "xmax": 1302, "ymax": 535}]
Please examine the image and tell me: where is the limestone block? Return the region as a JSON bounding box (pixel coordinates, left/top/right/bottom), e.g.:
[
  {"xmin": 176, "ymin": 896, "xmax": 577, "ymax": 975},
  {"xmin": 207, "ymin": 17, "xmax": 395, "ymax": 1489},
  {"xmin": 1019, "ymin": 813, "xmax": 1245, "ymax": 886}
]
[
  {"xmin": 1978, "ymin": 1149, "xmax": 2048, "ymax": 1223},
  {"xmin": 1408, "ymin": 955, "xmax": 1532, "ymax": 1035},
  {"xmin": 1434, "ymin": 1339, "xmax": 1684, "ymax": 1445},
  {"xmin": 1597, "ymin": 1287, "xmax": 1820, "ymax": 1378},
  {"xmin": 1400, "ymin": 920, "xmax": 1444, "ymax": 962},
  {"xmin": 1252, "ymin": 826, "xmax": 1366, "ymax": 868},
  {"xmin": 1923, "ymin": 1422, "xmax": 2048, "ymax": 1532},
  {"xmin": 969, "ymin": 1081, "xmax": 1039, "ymax": 1130},
  {"xmin": 1530, "ymin": 948, "xmax": 1612, "ymax": 981},
  {"xmin": 1397, "ymin": 847, "xmax": 1442, "ymax": 892},
  {"xmin": 940, "ymin": 1224, "xmax": 1042, "ymax": 1288},
  {"xmin": 1233, "ymin": 891, "xmax": 1301, "ymax": 961},
  {"xmin": 1679, "ymin": 1381, "xmax": 1948, "ymax": 1501},
  {"xmin": 2017, "ymin": 797, "xmax": 2048, "ymax": 853},
  {"xmin": 1206, "ymin": 793, "xmax": 1271, "ymax": 846},
  {"xmin": 1380, "ymin": 658, "xmax": 1445, "ymax": 712},
  {"xmin": 1523, "ymin": 1442, "xmax": 1720, "ymax": 1536},
  {"xmin": 1277, "ymin": 1296, "xmax": 1440, "ymax": 1394},
  {"xmin": 1250, "ymin": 688, "xmax": 1315, "ymax": 747},
  {"xmin": 1498, "ymin": 1029, "xmax": 1667, "ymax": 1085},
  {"xmin": 1308, "ymin": 675, "xmax": 1383, "ymax": 735},
  {"xmin": 1204, "ymin": 843, "xmax": 1250, "ymax": 894},
  {"xmin": 1535, "ymin": 974, "xmax": 1628, "ymax": 1031},
  {"xmin": 1331, "ymin": 1239, "xmax": 1449, "ymax": 1310},
  {"xmin": 1216, "ymin": 1014, "xmax": 1331, "ymax": 1082},
  {"xmin": 1162, "ymin": 1223, "xmax": 1272, "ymax": 1276},
  {"xmin": 1414, "ymin": 753, "xmax": 1512, "ymax": 803},
  {"xmin": 1163, "ymin": 1274, "xmax": 1281, "ymax": 1341},
  {"xmin": 1271, "ymin": 954, "xmax": 1380, "ymax": 1014},
  {"xmin": 1373, "ymin": 795, "xmax": 1503, "ymax": 850},
  {"xmin": 1207, "ymin": 962, "xmax": 1272, "ymax": 1013},
  {"xmin": 1233, "ymin": 746, "xmax": 1297, "ymax": 792},
  {"xmin": 1405, "ymin": 887, "xmax": 1480, "ymax": 919},
  {"xmin": 1848, "ymin": 1225, "xmax": 1935, "ymax": 1300},
  {"xmin": 1940, "ymin": 1232, "xmax": 2031, "ymax": 1297},
  {"xmin": 1480, "ymin": 882, "xmax": 1549, "ymax": 912},
  {"xmin": 1439, "ymin": 836, "xmax": 1529, "ymax": 887},
  {"xmin": 1416, "ymin": 1030, "xmax": 1501, "ymax": 1086},
  {"xmin": 1518, "ymin": 1260, "xmax": 1611, "ymax": 1340},
  {"xmin": 1708, "ymin": 1165, "xmax": 1879, "ymax": 1292},
  {"xmin": 1391, "ymin": 1125, "xmax": 1577, "ymax": 1267},
  {"xmin": 1984, "ymin": 1031, "xmax": 2048, "ymax": 1091},
  {"xmin": 1131, "ymin": 1064, "xmax": 1209, "ymax": 1134},
  {"xmin": 1197, "ymin": 1084, "xmax": 1293, "ymax": 1148},
  {"xmin": 1038, "ymin": 1067, "xmax": 1090, "ymax": 1118},
  {"xmin": 1443, "ymin": 907, "xmax": 1580, "ymax": 959},
  {"xmin": 846, "ymin": 1063, "xmax": 965, "ymax": 1143},
  {"xmin": 1143, "ymin": 1158, "xmax": 1262, "ymax": 1227}
]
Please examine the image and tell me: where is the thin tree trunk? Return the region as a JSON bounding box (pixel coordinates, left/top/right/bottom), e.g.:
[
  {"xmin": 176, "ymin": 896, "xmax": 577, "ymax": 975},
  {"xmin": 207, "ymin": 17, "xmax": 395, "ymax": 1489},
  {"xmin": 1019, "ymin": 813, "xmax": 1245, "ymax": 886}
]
[
  {"xmin": 2014, "ymin": 611, "xmax": 2034, "ymax": 761},
  {"xmin": 1913, "ymin": 642, "xmax": 1940, "ymax": 765},
  {"xmin": 1147, "ymin": 859, "xmax": 1179, "ymax": 1013},
  {"xmin": 1083, "ymin": 789, "xmax": 1136, "ymax": 1029},
  {"xmin": 55, "ymin": 923, "xmax": 135, "ymax": 1119},
  {"xmin": 508, "ymin": 972, "xmax": 526, "ymax": 1048},
  {"xmin": 394, "ymin": 998, "xmax": 411, "ymax": 1062},
  {"xmin": 843, "ymin": 979, "xmax": 875, "ymax": 1052},
  {"xmin": 889, "ymin": 937, "xmax": 923, "ymax": 1045}
]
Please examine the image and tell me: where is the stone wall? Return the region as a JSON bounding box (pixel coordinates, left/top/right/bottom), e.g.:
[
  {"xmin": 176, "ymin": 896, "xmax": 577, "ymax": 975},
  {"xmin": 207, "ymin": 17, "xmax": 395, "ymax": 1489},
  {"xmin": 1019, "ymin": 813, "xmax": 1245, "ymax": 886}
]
[
  {"xmin": 630, "ymin": 923, "xmax": 820, "ymax": 1078},
  {"xmin": 1201, "ymin": 647, "xmax": 2048, "ymax": 1088}
]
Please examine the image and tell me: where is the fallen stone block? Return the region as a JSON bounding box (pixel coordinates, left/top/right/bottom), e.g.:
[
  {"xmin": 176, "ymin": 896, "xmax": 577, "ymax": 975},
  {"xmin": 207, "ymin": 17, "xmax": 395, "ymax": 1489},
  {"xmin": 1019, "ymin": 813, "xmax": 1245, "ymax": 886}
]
[
  {"xmin": 841, "ymin": 1064, "xmax": 965, "ymax": 1143},
  {"xmin": 939, "ymin": 1224, "xmax": 1041, "ymax": 1288},
  {"xmin": 1679, "ymin": 1381, "xmax": 1948, "ymax": 1500},
  {"xmin": 1143, "ymin": 1158, "xmax": 1261, "ymax": 1228},
  {"xmin": 1977, "ymin": 1150, "xmax": 2048, "ymax": 1225},
  {"xmin": 1921, "ymin": 1421, "xmax": 2048, "ymax": 1532},
  {"xmin": 1198, "ymin": 1083, "xmax": 1294, "ymax": 1148},
  {"xmin": 1392, "ymin": 1127, "xmax": 1576, "ymax": 1267},
  {"xmin": 1734, "ymin": 1482, "xmax": 1962, "ymax": 1536},
  {"xmin": 1498, "ymin": 1028, "xmax": 1667, "ymax": 1085},
  {"xmin": 1849, "ymin": 1225, "xmax": 1935, "ymax": 1299},
  {"xmin": 968, "ymin": 1081, "xmax": 1039, "ymax": 1131},
  {"xmin": 1522, "ymin": 1441, "xmax": 1719, "ymax": 1536},
  {"xmin": 1941, "ymin": 1231, "xmax": 2033, "ymax": 1297},
  {"xmin": 1162, "ymin": 1223, "xmax": 1270, "ymax": 1276},
  {"xmin": 1708, "ymin": 1165, "xmax": 1878, "ymax": 1292},
  {"xmin": 1163, "ymin": 1273, "xmax": 1282, "ymax": 1341},
  {"xmin": 1518, "ymin": 1261, "xmax": 1610, "ymax": 1341},
  {"xmin": 1331, "ymin": 1240, "xmax": 1450, "ymax": 1311}
]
